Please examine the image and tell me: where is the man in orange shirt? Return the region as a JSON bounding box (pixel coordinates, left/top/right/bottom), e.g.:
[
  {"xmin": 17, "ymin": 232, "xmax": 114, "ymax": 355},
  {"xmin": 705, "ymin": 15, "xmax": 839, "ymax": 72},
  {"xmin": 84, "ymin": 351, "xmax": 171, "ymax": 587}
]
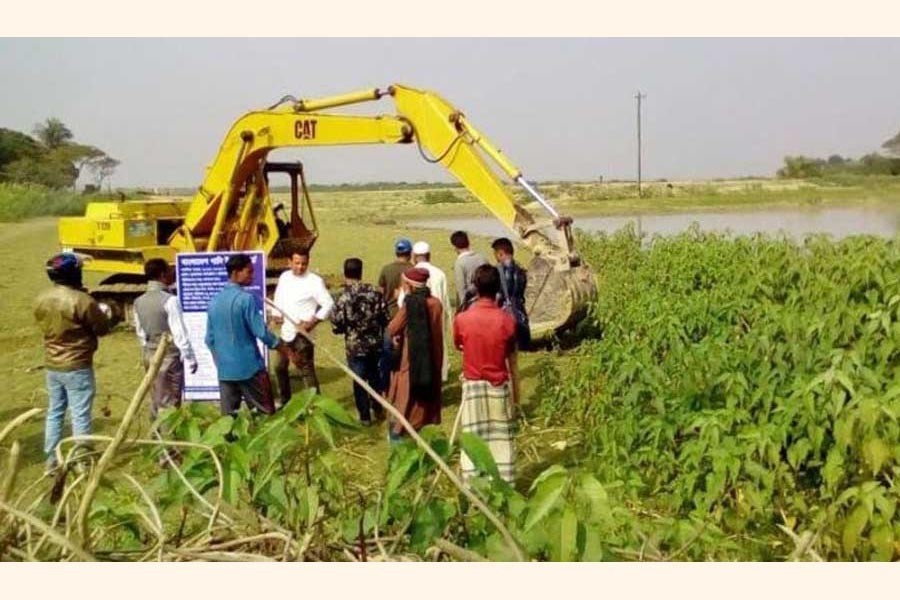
[{"xmin": 453, "ymin": 264, "xmax": 519, "ymax": 483}]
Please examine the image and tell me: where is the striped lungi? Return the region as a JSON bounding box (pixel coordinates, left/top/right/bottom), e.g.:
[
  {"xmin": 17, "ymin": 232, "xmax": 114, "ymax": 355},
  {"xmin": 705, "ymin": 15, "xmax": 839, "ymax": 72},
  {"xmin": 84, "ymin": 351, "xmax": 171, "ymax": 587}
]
[{"xmin": 460, "ymin": 379, "xmax": 516, "ymax": 483}]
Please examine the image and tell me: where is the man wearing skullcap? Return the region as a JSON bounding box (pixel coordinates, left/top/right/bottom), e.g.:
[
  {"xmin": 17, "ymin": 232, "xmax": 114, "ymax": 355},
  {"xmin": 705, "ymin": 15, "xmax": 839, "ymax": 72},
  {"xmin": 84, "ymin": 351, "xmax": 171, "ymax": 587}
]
[
  {"xmin": 385, "ymin": 267, "xmax": 444, "ymax": 441},
  {"xmin": 408, "ymin": 240, "xmax": 451, "ymax": 382}
]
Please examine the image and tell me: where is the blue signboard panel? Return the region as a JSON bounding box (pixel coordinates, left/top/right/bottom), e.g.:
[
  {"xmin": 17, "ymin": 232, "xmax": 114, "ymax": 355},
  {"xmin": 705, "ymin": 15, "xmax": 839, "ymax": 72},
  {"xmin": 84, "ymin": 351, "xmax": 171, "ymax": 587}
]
[{"xmin": 175, "ymin": 251, "xmax": 267, "ymax": 400}]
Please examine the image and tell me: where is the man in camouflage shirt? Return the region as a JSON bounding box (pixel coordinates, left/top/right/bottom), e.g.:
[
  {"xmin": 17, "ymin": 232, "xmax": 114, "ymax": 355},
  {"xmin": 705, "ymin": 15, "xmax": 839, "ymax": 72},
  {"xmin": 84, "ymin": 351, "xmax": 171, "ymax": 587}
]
[{"xmin": 332, "ymin": 258, "xmax": 389, "ymax": 425}]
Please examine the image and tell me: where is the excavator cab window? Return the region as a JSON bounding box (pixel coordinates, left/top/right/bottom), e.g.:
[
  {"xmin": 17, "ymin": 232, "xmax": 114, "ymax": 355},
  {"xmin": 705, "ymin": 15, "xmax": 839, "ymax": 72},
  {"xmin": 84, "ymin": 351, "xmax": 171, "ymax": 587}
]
[
  {"xmin": 263, "ymin": 161, "xmax": 318, "ymax": 257},
  {"xmin": 156, "ymin": 219, "xmax": 181, "ymax": 246}
]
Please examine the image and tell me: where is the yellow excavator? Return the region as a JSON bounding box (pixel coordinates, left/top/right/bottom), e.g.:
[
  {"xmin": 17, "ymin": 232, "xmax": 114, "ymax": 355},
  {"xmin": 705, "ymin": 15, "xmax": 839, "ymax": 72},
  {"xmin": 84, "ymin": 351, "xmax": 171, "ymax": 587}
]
[{"xmin": 58, "ymin": 84, "xmax": 596, "ymax": 338}]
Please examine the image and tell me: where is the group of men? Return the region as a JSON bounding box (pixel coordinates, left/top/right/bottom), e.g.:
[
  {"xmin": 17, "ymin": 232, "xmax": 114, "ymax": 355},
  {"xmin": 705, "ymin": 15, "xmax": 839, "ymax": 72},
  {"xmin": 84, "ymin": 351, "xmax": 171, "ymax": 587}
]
[{"xmin": 33, "ymin": 230, "xmax": 531, "ymax": 482}]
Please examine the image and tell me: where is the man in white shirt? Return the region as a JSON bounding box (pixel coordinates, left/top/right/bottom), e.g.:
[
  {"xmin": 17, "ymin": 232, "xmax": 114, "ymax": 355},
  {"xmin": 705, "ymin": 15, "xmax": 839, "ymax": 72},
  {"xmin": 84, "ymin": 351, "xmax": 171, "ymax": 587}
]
[
  {"xmin": 134, "ymin": 258, "xmax": 198, "ymax": 421},
  {"xmin": 407, "ymin": 241, "xmax": 451, "ymax": 382},
  {"xmin": 271, "ymin": 249, "xmax": 334, "ymax": 403}
]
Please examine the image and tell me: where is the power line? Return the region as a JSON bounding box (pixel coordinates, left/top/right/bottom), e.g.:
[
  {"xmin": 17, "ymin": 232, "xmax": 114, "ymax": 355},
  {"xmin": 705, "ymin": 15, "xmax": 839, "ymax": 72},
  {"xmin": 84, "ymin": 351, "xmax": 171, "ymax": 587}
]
[{"xmin": 635, "ymin": 91, "xmax": 646, "ymax": 198}]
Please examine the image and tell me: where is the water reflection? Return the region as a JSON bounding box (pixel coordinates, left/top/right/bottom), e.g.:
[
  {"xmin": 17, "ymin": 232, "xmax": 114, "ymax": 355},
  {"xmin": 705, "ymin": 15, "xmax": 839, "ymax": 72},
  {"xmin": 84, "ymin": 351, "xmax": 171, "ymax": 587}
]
[{"xmin": 410, "ymin": 206, "xmax": 900, "ymax": 240}]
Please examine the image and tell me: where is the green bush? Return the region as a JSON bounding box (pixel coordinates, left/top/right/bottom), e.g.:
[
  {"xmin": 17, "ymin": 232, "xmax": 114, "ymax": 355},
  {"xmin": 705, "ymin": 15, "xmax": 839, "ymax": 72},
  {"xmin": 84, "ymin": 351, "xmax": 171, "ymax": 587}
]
[
  {"xmin": 0, "ymin": 182, "xmax": 89, "ymax": 221},
  {"xmin": 778, "ymin": 153, "xmax": 900, "ymax": 179},
  {"xmin": 538, "ymin": 226, "xmax": 900, "ymax": 560},
  {"xmin": 421, "ymin": 190, "xmax": 466, "ymax": 205}
]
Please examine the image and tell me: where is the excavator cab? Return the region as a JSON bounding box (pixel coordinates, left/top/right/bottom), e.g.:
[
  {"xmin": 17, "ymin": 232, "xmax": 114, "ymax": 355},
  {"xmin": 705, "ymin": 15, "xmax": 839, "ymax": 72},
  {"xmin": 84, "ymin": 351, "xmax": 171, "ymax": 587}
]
[
  {"xmin": 256, "ymin": 161, "xmax": 321, "ymax": 292},
  {"xmin": 264, "ymin": 162, "xmax": 318, "ymax": 261}
]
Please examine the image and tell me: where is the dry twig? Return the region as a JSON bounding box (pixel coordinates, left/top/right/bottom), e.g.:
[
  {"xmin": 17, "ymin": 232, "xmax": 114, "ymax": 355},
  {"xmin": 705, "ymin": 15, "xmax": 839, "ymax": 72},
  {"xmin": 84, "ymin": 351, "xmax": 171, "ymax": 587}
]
[{"xmin": 0, "ymin": 499, "xmax": 95, "ymax": 561}]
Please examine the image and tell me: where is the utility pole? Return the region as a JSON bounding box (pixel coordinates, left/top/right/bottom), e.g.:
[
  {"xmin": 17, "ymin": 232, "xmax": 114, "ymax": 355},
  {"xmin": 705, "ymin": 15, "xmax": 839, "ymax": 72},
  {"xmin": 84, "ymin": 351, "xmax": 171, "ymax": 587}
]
[{"xmin": 635, "ymin": 91, "xmax": 646, "ymax": 198}]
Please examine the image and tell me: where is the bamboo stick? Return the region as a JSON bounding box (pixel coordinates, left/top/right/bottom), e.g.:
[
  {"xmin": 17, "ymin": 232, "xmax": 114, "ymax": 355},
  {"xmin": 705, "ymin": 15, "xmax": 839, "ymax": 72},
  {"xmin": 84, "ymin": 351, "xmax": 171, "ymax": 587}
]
[{"xmin": 74, "ymin": 334, "xmax": 171, "ymax": 549}]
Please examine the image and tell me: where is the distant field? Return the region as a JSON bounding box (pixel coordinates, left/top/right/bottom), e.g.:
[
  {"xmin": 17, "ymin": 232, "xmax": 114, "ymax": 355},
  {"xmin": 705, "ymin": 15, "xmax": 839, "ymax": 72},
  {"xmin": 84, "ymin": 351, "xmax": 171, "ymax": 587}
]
[
  {"xmin": 264, "ymin": 176, "xmax": 900, "ymax": 221},
  {"xmin": 6, "ymin": 177, "xmax": 900, "ymax": 224}
]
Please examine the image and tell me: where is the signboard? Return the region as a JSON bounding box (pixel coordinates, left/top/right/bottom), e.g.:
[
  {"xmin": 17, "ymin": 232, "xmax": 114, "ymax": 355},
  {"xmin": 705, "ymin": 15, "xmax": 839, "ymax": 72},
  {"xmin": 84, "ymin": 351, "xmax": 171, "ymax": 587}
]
[{"xmin": 176, "ymin": 251, "xmax": 267, "ymax": 400}]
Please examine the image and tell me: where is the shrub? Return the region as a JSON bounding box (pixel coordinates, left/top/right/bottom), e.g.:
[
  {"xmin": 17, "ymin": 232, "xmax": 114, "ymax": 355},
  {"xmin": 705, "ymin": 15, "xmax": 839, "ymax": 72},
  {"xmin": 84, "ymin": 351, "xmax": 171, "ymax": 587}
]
[
  {"xmin": 540, "ymin": 227, "xmax": 900, "ymax": 560},
  {"xmin": 421, "ymin": 190, "xmax": 466, "ymax": 205},
  {"xmin": 0, "ymin": 182, "xmax": 90, "ymax": 221}
]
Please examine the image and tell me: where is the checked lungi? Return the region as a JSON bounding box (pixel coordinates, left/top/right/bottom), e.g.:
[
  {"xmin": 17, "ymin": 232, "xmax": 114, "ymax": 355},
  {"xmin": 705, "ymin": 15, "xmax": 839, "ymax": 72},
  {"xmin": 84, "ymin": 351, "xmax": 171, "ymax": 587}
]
[{"xmin": 460, "ymin": 379, "xmax": 516, "ymax": 483}]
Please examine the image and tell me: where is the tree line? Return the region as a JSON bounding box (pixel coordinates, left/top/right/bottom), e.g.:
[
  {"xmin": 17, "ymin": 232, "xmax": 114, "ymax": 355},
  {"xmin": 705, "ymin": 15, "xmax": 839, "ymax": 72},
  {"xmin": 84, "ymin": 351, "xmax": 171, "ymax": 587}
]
[
  {"xmin": 777, "ymin": 129, "xmax": 900, "ymax": 179},
  {"xmin": 0, "ymin": 118, "xmax": 119, "ymax": 191}
]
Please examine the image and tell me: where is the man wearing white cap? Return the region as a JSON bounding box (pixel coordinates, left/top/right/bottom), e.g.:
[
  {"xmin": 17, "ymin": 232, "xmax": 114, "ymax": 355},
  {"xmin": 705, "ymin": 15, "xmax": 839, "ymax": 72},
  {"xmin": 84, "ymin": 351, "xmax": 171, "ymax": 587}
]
[{"xmin": 404, "ymin": 241, "xmax": 451, "ymax": 382}]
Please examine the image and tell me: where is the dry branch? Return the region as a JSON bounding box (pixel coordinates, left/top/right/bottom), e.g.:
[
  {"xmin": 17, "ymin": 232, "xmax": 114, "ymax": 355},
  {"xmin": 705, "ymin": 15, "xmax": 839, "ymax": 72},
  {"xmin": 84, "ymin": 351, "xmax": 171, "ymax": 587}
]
[
  {"xmin": 0, "ymin": 499, "xmax": 95, "ymax": 561},
  {"xmin": 75, "ymin": 335, "xmax": 172, "ymax": 548},
  {"xmin": 0, "ymin": 408, "xmax": 44, "ymax": 447},
  {"xmin": 59, "ymin": 434, "xmax": 232, "ymax": 529},
  {"xmin": 32, "ymin": 472, "xmax": 86, "ymax": 557},
  {"xmin": 0, "ymin": 441, "xmax": 21, "ymax": 504},
  {"xmin": 433, "ymin": 538, "xmax": 488, "ymax": 562},
  {"xmin": 168, "ymin": 549, "xmax": 276, "ymax": 562}
]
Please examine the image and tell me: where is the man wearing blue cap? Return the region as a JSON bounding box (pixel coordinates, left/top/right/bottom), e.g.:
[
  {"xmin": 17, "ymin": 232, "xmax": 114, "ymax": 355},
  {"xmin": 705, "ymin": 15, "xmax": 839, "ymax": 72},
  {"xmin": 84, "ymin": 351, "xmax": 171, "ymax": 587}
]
[
  {"xmin": 377, "ymin": 238, "xmax": 412, "ymax": 393},
  {"xmin": 34, "ymin": 252, "xmax": 112, "ymax": 473}
]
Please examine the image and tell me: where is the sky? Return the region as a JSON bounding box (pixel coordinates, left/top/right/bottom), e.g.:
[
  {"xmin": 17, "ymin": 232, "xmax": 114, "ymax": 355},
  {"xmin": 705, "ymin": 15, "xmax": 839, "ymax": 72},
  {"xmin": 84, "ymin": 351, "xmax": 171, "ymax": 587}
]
[{"xmin": 1, "ymin": 38, "xmax": 899, "ymax": 188}]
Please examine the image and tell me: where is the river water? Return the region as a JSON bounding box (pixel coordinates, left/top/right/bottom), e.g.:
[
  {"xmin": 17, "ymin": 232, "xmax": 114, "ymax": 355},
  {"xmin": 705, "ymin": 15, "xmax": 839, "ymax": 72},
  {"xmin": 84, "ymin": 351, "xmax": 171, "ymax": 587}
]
[{"xmin": 410, "ymin": 205, "xmax": 900, "ymax": 239}]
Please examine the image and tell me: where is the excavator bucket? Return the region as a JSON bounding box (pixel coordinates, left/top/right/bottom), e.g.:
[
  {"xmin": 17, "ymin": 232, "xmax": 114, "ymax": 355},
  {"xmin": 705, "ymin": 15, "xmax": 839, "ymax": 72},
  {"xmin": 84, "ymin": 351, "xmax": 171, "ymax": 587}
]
[{"xmin": 525, "ymin": 257, "xmax": 597, "ymax": 339}]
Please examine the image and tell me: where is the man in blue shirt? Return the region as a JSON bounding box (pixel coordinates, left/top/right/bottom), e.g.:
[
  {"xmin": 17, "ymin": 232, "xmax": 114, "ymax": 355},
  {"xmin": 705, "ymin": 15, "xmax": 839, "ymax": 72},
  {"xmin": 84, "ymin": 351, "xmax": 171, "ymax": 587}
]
[{"xmin": 205, "ymin": 254, "xmax": 282, "ymax": 416}]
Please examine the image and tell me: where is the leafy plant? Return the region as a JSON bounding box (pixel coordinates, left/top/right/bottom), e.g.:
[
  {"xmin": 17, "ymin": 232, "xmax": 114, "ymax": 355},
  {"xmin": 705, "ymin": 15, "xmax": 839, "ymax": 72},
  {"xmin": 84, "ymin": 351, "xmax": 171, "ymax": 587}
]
[
  {"xmin": 540, "ymin": 226, "xmax": 900, "ymax": 560},
  {"xmin": 153, "ymin": 390, "xmax": 359, "ymax": 543}
]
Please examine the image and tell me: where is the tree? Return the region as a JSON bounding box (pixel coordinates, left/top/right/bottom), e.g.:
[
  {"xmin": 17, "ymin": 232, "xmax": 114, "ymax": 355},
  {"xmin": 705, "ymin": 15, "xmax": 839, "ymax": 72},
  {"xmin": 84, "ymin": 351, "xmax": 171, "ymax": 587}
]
[
  {"xmin": 3, "ymin": 154, "xmax": 78, "ymax": 188},
  {"xmin": 882, "ymin": 130, "xmax": 900, "ymax": 157},
  {"xmin": 1, "ymin": 121, "xmax": 119, "ymax": 189},
  {"xmin": 0, "ymin": 128, "xmax": 42, "ymax": 174},
  {"xmin": 859, "ymin": 153, "xmax": 900, "ymax": 176},
  {"xmin": 89, "ymin": 156, "xmax": 120, "ymax": 190},
  {"xmin": 32, "ymin": 118, "xmax": 74, "ymax": 150},
  {"xmin": 52, "ymin": 144, "xmax": 106, "ymax": 183},
  {"xmin": 777, "ymin": 155, "xmax": 825, "ymax": 179}
]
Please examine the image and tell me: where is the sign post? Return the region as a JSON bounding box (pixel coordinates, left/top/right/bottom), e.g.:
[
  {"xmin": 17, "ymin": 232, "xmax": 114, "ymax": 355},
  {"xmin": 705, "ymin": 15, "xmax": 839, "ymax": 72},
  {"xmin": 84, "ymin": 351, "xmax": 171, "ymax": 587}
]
[{"xmin": 175, "ymin": 251, "xmax": 267, "ymax": 401}]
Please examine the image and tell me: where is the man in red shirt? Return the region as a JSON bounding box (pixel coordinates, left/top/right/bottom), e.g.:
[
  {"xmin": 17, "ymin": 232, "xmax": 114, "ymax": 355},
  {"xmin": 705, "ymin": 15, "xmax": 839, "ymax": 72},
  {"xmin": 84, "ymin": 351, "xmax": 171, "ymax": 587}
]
[{"xmin": 453, "ymin": 264, "xmax": 519, "ymax": 483}]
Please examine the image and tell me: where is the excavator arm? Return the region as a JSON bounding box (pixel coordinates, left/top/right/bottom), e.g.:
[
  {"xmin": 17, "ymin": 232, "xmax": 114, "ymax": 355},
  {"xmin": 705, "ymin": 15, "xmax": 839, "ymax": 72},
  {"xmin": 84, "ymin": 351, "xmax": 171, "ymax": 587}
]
[
  {"xmin": 170, "ymin": 107, "xmax": 413, "ymax": 254},
  {"xmin": 169, "ymin": 84, "xmax": 596, "ymax": 337}
]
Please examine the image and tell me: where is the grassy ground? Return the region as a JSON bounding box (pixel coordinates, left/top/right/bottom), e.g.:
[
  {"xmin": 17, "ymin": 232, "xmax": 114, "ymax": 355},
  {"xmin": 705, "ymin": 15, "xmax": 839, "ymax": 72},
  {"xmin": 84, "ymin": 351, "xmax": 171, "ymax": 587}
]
[{"xmin": 3, "ymin": 177, "xmax": 900, "ymax": 490}]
